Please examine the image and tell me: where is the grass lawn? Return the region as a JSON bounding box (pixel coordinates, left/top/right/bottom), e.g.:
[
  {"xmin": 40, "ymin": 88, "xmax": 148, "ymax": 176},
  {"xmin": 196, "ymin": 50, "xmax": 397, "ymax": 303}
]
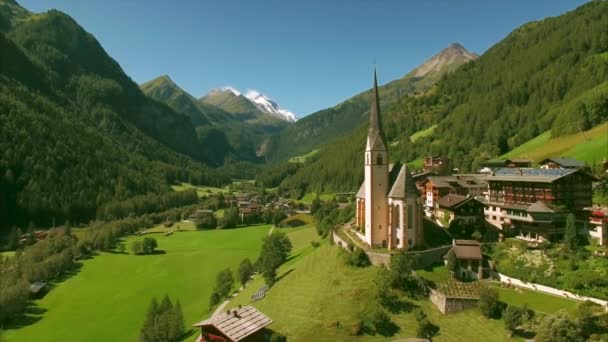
[
  {"xmin": 171, "ymin": 182, "xmax": 228, "ymax": 197},
  {"xmin": 416, "ymin": 264, "xmax": 451, "ymax": 285},
  {"xmin": 5, "ymin": 225, "xmax": 272, "ymax": 342},
  {"xmin": 407, "ymin": 158, "xmax": 424, "ymax": 170},
  {"xmin": 289, "ymin": 149, "xmax": 319, "ymax": 163},
  {"xmin": 0, "ymin": 250, "xmax": 15, "ymax": 258},
  {"xmin": 501, "ymin": 122, "xmax": 608, "ymax": 163},
  {"xmin": 491, "ymin": 284, "xmax": 579, "ymax": 315},
  {"xmin": 410, "ymin": 124, "xmax": 437, "ymax": 142},
  {"xmin": 296, "ymin": 192, "xmax": 334, "ymax": 204},
  {"xmin": 229, "ymin": 236, "xmax": 514, "ymax": 341}
]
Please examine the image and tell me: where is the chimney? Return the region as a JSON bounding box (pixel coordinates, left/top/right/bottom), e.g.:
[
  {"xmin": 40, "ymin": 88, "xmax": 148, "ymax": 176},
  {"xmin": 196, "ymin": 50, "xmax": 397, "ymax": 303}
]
[
  {"xmin": 226, "ymin": 309, "xmax": 230, "ymax": 315},
  {"xmin": 233, "ymin": 310, "xmax": 239, "ymax": 318},
  {"xmin": 519, "ymin": 169, "xmax": 523, "ymax": 176}
]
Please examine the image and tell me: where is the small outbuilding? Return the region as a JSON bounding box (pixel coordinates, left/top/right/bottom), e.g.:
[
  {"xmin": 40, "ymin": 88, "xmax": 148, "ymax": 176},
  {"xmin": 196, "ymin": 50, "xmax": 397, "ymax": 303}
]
[
  {"xmin": 539, "ymin": 157, "xmax": 585, "ymax": 169},
  {"xmin": 444, "ymin": 239, "xmax": 483, "ymax": 280},
  {"xmin": 193, "ymin": 306, "xmax": 272, "ymax": 342}
]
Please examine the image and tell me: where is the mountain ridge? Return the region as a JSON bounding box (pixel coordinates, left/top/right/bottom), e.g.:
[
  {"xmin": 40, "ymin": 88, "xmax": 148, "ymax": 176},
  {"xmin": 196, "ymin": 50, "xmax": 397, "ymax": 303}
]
[{"xmin": 262, "ymin": 43, "xmax": 478, "ymax": 162}]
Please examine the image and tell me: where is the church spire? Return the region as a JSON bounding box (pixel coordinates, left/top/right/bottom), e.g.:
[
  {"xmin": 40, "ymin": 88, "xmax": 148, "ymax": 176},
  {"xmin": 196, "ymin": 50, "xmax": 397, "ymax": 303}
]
[{"xmin": 367, "ymin": 69, "xmax": 387, "ymax": 151}]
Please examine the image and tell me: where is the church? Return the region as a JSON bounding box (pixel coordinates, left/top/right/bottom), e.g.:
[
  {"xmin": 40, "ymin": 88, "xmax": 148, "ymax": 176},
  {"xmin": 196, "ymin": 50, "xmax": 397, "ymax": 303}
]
[{"xmin": 355, "ymin": 71, "xmax": 424, "ymax": 250}]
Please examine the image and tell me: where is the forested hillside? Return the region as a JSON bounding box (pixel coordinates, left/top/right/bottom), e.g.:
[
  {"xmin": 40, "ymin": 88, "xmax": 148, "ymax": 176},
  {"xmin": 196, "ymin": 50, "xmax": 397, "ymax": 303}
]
[
  {"xmin": 263, "ymin": 43, "xmax": 477, "ymax": 162},
  {"xmin": 0, "ymin": 1, "xmax": 229, "ymax": 229},
  {"xmin": 281, "ymin": 1, "xmax": 608, "ymax": 193}
]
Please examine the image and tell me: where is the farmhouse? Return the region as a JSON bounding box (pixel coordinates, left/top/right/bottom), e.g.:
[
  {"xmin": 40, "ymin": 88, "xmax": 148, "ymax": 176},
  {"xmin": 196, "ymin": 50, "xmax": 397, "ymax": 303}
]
[
  {"xmin": 423, "ymin": 155, "xmax": 450, "ymax": 175},
  {"xmin": 421, "ymin": 175, "xmax": 486, "ymax": 213},
  {"xmin": 435, "ymin": 194, "xmax": 484, "ymax": 226},
  {"xmin": 355, "ymin": 71, "xmax": 423, "ymax": 250},
  {"xmin": 444, "ymin": 239, "xmax": 483, "ymax": 280},
  {"xmin": 193, "ymin": 306, "xmax": 272, "ymax": 342},
  {"xmin": 481, "ymin": 158, "xmax": 532, "ymax": 169},
  {"xmin": 540, "ymin": 157, "xmax": 585, "ymax": 169}
]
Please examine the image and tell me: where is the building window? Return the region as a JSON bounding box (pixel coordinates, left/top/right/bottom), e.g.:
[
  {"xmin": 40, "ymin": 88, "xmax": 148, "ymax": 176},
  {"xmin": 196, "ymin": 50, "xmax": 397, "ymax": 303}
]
[
  {"xmin": 379, "ymin": 225, "xmax": 382, "ymax": 230},
  {"xmin": 396, "ymin": 238, "xmax": 400, "ymax": 245},
  {"xmin": 408, "ymin": 239, "xmax": 413, "ymax": 246},
  {"xmin": 377, "ymin": 154, "xmax": 383, "ymax": 165}
]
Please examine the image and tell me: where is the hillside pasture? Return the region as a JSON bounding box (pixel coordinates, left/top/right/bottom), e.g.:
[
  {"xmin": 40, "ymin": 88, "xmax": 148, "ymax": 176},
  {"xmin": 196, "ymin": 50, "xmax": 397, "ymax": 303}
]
[
  {"xmin": 501, "ymin": 122, "xmax": 608, "ymax": 164},
  {"xmin": 171, "ymin": 182, "xmax": 228, "ymax": 197},
  {"xmin": 229, "ymin": 234, "xmax": 514, "ymax": 341}
]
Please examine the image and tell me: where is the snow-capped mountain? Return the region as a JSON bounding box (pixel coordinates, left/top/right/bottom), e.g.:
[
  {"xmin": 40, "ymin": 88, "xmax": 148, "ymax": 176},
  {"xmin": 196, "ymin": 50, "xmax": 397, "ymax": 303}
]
[{"xmin": 244, "ymin": 90, "xmax": 298, "ymax": 122}]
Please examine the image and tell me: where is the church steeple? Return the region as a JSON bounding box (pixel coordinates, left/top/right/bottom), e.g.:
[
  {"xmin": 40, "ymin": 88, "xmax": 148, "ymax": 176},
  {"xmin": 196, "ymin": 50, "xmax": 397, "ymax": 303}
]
[{"xmin": 367, "ymin": 69, "xmax": 387, "ymax": 151}]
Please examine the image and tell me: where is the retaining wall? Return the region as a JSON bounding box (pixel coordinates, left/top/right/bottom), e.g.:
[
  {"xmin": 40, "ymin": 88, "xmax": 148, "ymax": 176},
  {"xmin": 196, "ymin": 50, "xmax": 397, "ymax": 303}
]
[{"xmin": 496, "ymin": 273, "xmax": 608, "ymax": 309}]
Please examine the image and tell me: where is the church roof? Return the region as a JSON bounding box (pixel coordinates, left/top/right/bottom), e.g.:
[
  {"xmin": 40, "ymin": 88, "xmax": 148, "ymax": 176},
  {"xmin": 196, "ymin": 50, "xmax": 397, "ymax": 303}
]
[
  {"xmin": 388, "ymin": 164, "xmax": 419, "ymax": 198},
  {"xmin": 366, "ymin": 69, "xmax": 387, "ymax": 151},
  {"xmin": 356, "ymin": 181, "xmax": 366, "ymax": 199}
]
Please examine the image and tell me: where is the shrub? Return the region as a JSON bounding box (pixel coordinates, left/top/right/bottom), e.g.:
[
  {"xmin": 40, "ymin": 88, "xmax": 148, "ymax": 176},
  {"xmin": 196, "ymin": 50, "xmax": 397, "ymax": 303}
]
[
  {"xmin": 345, "ymin": 247, "xmax": 370, "ymax": 267},
  {"xmin": 310, "ymin": 240, "xmax": 320, "ymax": 248},
  {"xmin": 479, "ymin": 287, "xmax": 500, "ymax": 319}
]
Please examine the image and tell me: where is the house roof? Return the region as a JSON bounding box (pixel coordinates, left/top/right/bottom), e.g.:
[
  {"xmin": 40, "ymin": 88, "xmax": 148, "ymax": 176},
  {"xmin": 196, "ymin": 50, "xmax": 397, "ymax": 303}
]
[
  {"xmin": 540, "ymin": 157, "xmax": 585, "ymax": 168},
  {"xmin": 388, "ymin": 164, "xmax": 419, "ymax": 198},
  {"xmin": 193, "ymin": 306, "xmax": 272, "ymax": 342},
  {"xmin": 356, "ymin": 182, "xmax": 366, "ymax": 198},
  {"xmin": 527, "ymin": 201, "xmax": 561, "ymax": 213},
  {"xmin": 449, "ymin": 240, "xmax": 482, "ymax": 260},
  {"xmin": 426, "ymin": 175, "xmax": 486, "ymax": 189},
  {"xmin": 436, "ymin": 194, "xmax": 475, "ymax": 209},
  {"xmin": 488, "ymin": 167, "xmax": 590, "ymax": 183}
]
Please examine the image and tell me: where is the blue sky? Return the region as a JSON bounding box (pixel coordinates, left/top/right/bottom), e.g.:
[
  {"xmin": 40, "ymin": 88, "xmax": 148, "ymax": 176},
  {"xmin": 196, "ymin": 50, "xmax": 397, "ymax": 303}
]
[{"xmin": 20, "ymin": 0, "xmax": 588, "ymax": 117}]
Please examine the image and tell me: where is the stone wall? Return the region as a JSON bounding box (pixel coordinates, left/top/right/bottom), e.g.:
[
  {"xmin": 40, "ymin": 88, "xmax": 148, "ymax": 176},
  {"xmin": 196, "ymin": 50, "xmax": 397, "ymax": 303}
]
[
  {"xmin": 332, "ymin": 231, "xmax": 451, "ymax": 268},
  {"xmin": 496, "ymin": 273, "xmax": 608, "ymax": 309},
  {"xmin": 430, "ymin": 289, "xmax": 479, "ymax": 315}
]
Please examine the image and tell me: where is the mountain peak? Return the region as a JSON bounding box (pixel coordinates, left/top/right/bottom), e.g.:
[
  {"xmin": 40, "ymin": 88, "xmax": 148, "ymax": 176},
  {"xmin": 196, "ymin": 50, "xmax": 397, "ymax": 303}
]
[
  {"xmin": 244, "ymin": 90, "xmax": 298, "ymax": 122},
  {"xmin": 410, "ymin": 43, "xmax": 477, "ymax": 78}
]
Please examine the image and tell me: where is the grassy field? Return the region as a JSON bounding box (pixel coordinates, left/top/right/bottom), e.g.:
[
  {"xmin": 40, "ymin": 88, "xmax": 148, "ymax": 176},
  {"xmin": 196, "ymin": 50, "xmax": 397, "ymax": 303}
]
[
  {"xmin": 410, "ymin": 124, "xmax": 437, "ymax": 142},
  {"xmin": 501, "ymin": 122, "xmax": 608, "ymax": 163},
  {"xmin": 229, "ymin": 233, "xmax": 514, "ymax": 341},
  {"xmin": 171, "ymin": 182, "xmax": 228, "ymax": 197},
  {"xmin": 407, "ymin": 158, "xmax": 424, "ymax": 171},
  {"xmin": 5, "ymin": 225, "xmax": 272, "ymax": 342},
  {"xmin": 491, "ymin": 285, "xmax": 579, "ymax": 315},
  {"xmin": 0, "ymin": 250, "xmax": 15, "ymax": 258},
  {"xmin": 296, "ymin": 192, "xmax": 334, "ymax": 204},
  {"xmin": 289, "ymin": 149, "xmax": 319, "ymax": 163}
]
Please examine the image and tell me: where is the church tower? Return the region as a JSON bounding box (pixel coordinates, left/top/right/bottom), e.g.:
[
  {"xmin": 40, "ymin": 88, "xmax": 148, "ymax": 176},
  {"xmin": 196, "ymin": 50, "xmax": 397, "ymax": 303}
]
[{"xmin": 364, "ymin": 70, "xmax": 390, "ymax": 247}]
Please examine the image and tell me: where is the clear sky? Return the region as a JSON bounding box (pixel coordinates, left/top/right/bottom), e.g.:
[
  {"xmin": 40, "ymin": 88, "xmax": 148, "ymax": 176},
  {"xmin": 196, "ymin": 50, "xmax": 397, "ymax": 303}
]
[{"xmin": 20, "ymin": 0, "xmax": 588, "ymax": 117}]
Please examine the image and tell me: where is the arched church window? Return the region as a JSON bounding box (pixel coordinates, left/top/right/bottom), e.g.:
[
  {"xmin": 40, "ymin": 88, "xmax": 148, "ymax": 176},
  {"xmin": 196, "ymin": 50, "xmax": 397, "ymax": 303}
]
[{"xmin": 377, "ymin": 154, "xmax": 383, "ymax": 165}]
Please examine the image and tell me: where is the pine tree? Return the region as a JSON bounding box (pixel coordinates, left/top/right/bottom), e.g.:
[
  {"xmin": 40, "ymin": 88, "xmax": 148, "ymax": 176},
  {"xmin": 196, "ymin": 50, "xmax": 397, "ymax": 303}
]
[
  {"xmin": 170, "ymin": 300, "xmax": 185, "ymax": 341},
  {"xmin": 563, "ymin": 213, "xmax": 578, "ymax": 250},
  {"xmin": 139, "ymin": 297, "xmax": 159, "ymax": 342}
]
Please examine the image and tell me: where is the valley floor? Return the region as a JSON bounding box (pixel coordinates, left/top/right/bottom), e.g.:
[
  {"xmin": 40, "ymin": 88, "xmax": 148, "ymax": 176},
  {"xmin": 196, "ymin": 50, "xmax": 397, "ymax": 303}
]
[{"xmin": 5, "ymin": 225, "xmax": 271, "ymax": 342}]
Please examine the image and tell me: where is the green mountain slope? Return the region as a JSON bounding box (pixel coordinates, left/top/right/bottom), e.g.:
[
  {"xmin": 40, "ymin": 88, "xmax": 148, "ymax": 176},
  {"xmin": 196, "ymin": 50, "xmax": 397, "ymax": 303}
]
[
  {"xmin": 263, "ymin": 43, "xmax": 478, "ymax": 162},
  {"xmin": 501, "ymin": 122, "xmax": 608, "ymax": 166},
  {"xmin": 281, "ymin": 1, "xmax": 608, "ymax": 193},
  {"xmin": 0, "ymin": 1, "xmax": 230, "ymax": 229}
]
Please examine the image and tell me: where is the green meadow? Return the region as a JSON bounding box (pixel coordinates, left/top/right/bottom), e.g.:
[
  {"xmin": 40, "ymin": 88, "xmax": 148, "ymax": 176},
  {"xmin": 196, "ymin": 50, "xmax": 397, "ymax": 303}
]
[
  {"xmin": 5, "ymin": 225, "xmax": 271, "ymax": 342},
  {"xmin": 501, "ymin": 122, "xmax": 608, "ymax": 164}
]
